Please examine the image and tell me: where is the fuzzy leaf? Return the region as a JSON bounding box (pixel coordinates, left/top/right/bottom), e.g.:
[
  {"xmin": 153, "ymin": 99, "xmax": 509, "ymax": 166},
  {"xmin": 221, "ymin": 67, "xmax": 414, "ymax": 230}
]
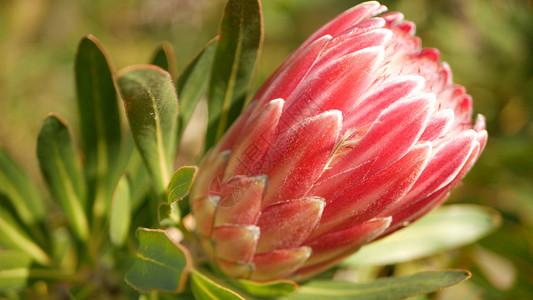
[
  {"xmin": 0, "ymin": 250, "xmax": 32, "ymax": 290},
  {"xmin": 75, "ymin": 35, "xmax": 122, "ymax": 220},
  {"xmin": 125, "ymin": 228, "xmax": 192, "ymax": 293},
  {"xmin": 205, "ymin": 0, "xmax": 263, "ymax": 150},
  {"xmin": 281, "ymin": 270, "xmax": 471, "ymax": 300},
  {"xmin": 0, "ymin": 207, "xmax": 51, "ymax": 265},
  {"xmin": 109, "ymin": 175, "xmax": 131, "ymax": 246},
  {"xmin": 117, "ymin": 65, "xmax": 178, "ymax": 195},
  {"xmin": 343, "ymin": 204, "xmax": 501, "ymax": 266},
  {"xmin": 176, "ymin": 37, "xmax": 218, "ymax": 137},
  {"xmin": 190, "ymin": 270, "xmax": 244, "ymax": 300},
  {"xmin": 37, "ymin": 114, "xmax": 89, "ymax": 242}
]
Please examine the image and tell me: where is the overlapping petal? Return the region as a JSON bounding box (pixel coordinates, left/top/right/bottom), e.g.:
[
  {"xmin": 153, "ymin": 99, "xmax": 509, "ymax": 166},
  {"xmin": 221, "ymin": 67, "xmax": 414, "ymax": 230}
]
[{"xmin": 190, "ymin": 1, "xmax": 487, "ymax": 282}]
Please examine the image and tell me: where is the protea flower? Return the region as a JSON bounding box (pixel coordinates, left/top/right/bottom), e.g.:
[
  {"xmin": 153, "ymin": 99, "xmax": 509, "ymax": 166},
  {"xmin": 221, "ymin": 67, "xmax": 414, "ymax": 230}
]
[{"xmin": 190, "ymin": 1, "xmax": 487, "ymax": 282}]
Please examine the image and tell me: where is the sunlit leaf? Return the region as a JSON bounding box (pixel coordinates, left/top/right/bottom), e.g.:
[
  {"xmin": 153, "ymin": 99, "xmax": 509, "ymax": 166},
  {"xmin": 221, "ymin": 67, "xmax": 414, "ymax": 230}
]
[
  {"xmin": 343, "ymin": 204, "xmax": 501, "ymax": 267},
  {"xmin": 281, "ymin": 270, "xmax": 471, "ymax": 300},
  {"xmin": 234, "ymin": 278, "xmax": 298, "ymax": 297},
  {"xmin": 167, "ymin": 166, "xmax": 197, "ymax": 204},
  {"xmin": 37, "ymin": 114, "xmax": 89, "ymax": 242},
  {"xmin": 190, "ymin": 270, "xmax": 244, "ymax": 300},
  {"xmin": 0, "ymin": 147, "xmax": 45, "ymax": 239},
  {"xmin": 109, "ymin": 175, "xmax": 131, "ymax": 246},
  {"xmin": 205, "ymin": 0, "xmax": 263, "ymax": 150},
  {"xmin": 0, "ymin": 250, "xmax": 32, "ymax": 290},
  {"xmin": 75, "ymin": 35, "xmax": 122, "ymax": 220},
  {"xmin": 117, "ymin": 65, "xmax": 178, "ymax": 195},
  {"xmin": 151, "ymin": 41, "xmax": 178, "ymax": 81},
  {"xmin": 159, "ymin": 166, "xmax": 197, "ymax": 225},
  {"xmin": 176, "ymin": 37, "xmax": 218, "ymax": 138},
  {"xmin": 125, "ymin": 228, "xmax": 192, "ymax": 293},
  {"xmin": 0, "ymin": 207, "xmax": 51, "ymax": 265}
]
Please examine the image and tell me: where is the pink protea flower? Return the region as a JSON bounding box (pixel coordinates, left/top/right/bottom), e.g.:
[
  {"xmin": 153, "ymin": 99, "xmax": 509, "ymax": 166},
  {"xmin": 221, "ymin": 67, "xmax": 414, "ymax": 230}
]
[{"xmin": 190, "ymin": 1, "xmax": 487, "ymax": 281}]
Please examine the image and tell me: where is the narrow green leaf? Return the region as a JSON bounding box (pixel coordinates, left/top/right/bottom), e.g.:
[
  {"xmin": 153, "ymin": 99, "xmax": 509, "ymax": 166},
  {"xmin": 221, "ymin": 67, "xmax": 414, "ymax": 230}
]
[
  {"xmin": 343, "ymin": 204, "xmax": 501, "ymax": 267},
  {"xmin": 167, "ymin": 166, "xmax": 197, "ymax": 204},
  {"xmin": 205, "ymin": 0, "xmax": 263, "ymax": 150},
  {"xmin": 125, "ymin": 146, "xmax": 150, "ymax": 212},
  {"xmin": 117, "ymin": 65, "xmax": 178, "ymax": 196},
  {"xmin": 0, "ymin": 250, "xmax": 32, "ymax": 290},
  {"xmin": 51, "ymin": 227, "xmax": 77, "ymax": 271},
  {"xmin": 37, "ymin": 114, "xmax": 89, "ymax": 241},
  {"xmin": 234, "ymin": 278, "xmax": 298, "ymax": 297},
  {"xmin": 281, "ymin": 270, "xmax": 471, "ymax": 300},
  {"xmin": 75, "ymin": 35, "xmax": 122, "ymax": 220},
  {"xmin": 190, "ymin": 270, "xmax": 244, "ymax": 300},
  {"xmin": 0, "ymin": 207, "xmax": 51, "ymax": 265},
  {"xmin": 151, "ymin": 41, "xmax": 178, "ymax": 81},
  {"xmin": 125, "ymin": 228, "xmax": 192, "ymax": 293},
  {"xmin": 0, "ymin": 147, "xmax": 45, "ymax": 234},
  {"xmin": 176, "ymin": 37, "xmax": 218, "ymax": 138},
  {"xmin": 109, "ymin": 176, "xmax": 131, "ymax": 246}
]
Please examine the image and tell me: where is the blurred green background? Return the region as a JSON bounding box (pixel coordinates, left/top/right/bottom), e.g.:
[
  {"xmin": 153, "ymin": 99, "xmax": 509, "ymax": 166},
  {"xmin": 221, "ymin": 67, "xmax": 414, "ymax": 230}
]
[{"xmin": 0, "ymin": 0, "xmax": 532, "ymax": 299}]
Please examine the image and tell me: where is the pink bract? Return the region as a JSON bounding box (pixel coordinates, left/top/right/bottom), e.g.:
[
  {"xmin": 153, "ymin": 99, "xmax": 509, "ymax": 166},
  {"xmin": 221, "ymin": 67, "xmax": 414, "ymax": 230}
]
[{"xmin": 190, "ymin": 1, "xmax": 487, "ymax": 281}]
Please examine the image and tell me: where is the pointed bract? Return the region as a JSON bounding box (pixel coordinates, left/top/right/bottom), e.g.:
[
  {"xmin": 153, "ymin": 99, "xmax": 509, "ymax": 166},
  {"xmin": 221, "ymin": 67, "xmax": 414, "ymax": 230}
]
[{"xmin": 190, "ymin": 1, "xmax": 487, "ymax": 281}]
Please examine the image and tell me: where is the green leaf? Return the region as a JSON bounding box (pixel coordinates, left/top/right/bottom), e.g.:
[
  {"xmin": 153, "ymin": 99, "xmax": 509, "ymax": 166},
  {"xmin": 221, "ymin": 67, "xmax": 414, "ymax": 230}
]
[
  {"xmin": 0, "ymin": 250, "xmax": 32, "ymax": 290},
  {"xmin": 117, "ymin": 65, "xmax": 179, "ymax": 195},
  {"xmin": 205, "ymin": 0, "xmax": 263, "ymax": 150},
  {"xmin": 167, "ymin": 166, "xmax": 197, "ymax": 204},
  {"xmin": 75, "ymin": 35, "xmax": 122, "ymax": 220},
  {"xmin": 50, "ymin": 227, "xmax": 76, "ymax": 271},
  {"xmin": 234, "ymin": 278, "xmax": 298, "ymax": 297},
  {"xmin": 0, "ymin": 147, "xmax": 45, "ymax": 236},
  {"xmin": 281, "ymin": 270, "xmax": 471, "ymax": 300},
  {"xmin": 37, "ymin": 114, "xmax": 89, "ymax": 242},
  {"xmin": 0, "ymin": 207, "xmax": 51, "ymax": 265},
  {"xmin": 125, "ymin": 228, "xmax": 192, "ymax": 293},
  {"xmin": 109, "ymin": 175, "xmax": 131, "ymax": 246},
  {"xmin": 343, "ymin": 204, "xmax": 501, "ymax": 267},
  {"xmin": 190, "ymin": 270, "xmax": 244, "ymax": 300},
  {"xmin": 176, "ymin": 37, "xmax": 218, "ymax": 138},
  {"xmin": 151, "ymin": 41, "xmax": 178, "ymax": 81},
  {"xmin": 124, "ymin": 135, "xmax": 150, "ymax": 212}
]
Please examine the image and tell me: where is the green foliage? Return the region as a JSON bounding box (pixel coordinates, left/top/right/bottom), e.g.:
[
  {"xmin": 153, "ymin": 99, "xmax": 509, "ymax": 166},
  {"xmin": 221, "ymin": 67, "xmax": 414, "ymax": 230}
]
[
  {"xmin": 0, "ymin": 148, "xmax": 45, "ymax": 241},
  {"xmin": 117, "ymin": 65, "xmax": 179, "ymax": 195},
  {"xmin": 233, "ymin": 278, "xmax": 298, "ymax": 297},
  {"xmin": 281, "ymin": 270, "xmax": 471, "ymax": 300},
  {"xmin": 190, "ymin": 270, "xmax": 245, "ymax": 300},
  {"xmin": 0, "ymin": 148, "xmax": 45, "ymax": 226},
  {"xmin": 37, "ymin": 115, "xmax": 89, "ymax": 242},
  {"xmin": 151, "ymin": 42, "xmax": 179, "ymax": 81},
  {"xmin": 344, "ymin": 204, "xmax": 501, "ymax": 267},
  {"xmin": 109, "ymin": 175, "xmax": 132, "ymax": 246},
  {"xmin": 75, "ymin": 35, "xmax": 123, "ymax": 223},
  {"xmin": 205, "ymin": 0, "xmax": 263, "ymax": 150},
  {"xmin": 167, "ymin": 166, "xmax": 198, "ymax": 204},
  {"xmin": 0, "ymin": 250, "xmax": 32, "ymax": 291},
  {"xmin": 176, "ymin": 37, "xmax": 218, "ymax": 138},
  {"xmin": 125, "ymin": 228, "xmax": 192, "ymax": 293},
  {"xmin": 0, "ymin": 207, "xmax": 51, "ymax": 266}
]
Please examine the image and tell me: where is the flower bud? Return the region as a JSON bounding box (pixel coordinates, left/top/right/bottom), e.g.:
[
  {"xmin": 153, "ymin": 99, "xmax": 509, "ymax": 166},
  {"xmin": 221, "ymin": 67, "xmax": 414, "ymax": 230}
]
[{"xmin": 190, "ymin": 1, "xmax": 487, "ymax": 281}]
